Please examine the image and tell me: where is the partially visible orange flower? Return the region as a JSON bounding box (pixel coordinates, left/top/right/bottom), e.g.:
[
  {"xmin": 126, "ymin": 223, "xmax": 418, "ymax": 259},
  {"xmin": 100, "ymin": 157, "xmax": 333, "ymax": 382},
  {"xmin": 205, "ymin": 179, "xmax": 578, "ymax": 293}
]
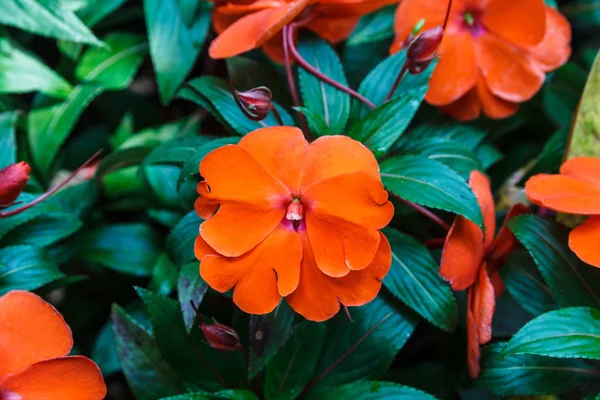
[
  {"xmin": 194, "ymin": 127, "xmax": 394, "ymax": 322},
  {"xmin": 440, "ymin": 171, "xmax": 528, "ymax": 378},
  {"xmin": 209, "ymin": 0, "xmax": 395, "ymax": 62},
  {"xmin": 391, "ymin": 0, "xmax": 572, "ymax": 121},
  {"xmin": 0, "ymin": 162, "xmax": 31, "ymax": 207},
  {"xmin": 526, "ymin": 157, "xmax": 600, "ymax": 268},
  {"xmin": 0, "ymin": 291, "xmax": 106, "ymax": 400}
]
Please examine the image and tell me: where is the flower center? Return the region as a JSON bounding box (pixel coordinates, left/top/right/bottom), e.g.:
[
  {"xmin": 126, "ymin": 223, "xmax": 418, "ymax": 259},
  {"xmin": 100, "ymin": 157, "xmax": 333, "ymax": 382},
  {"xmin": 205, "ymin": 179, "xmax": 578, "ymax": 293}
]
[
  {"xmin": 461, "ymin": 10, "xmax": 485, "ymax": 37},
  {"xmin": 286, "ymin": 198, "xmax": 304, "ymax": 221},
  {"xmin": 0, "ymin": 390, "xmax": 22, "ymax": 400}
]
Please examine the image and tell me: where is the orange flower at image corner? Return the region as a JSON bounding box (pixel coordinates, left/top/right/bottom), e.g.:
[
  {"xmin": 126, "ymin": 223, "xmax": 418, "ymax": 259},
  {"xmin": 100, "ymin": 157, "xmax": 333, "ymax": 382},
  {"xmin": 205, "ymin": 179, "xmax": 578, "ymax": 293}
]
[
  {"xmin": 391, "ymin": 0, "xmax": 572, "ymax": 121},
  {"xmin": 0, "ymin": 291, "xmax": 106, "ymax": 400},
  {"xmin": 194, "ymin": 127, "xmax": 394, "ymax": 322},
  {"xmin": 526, "ymin": 157, "xmax": 600, "ymax": 268},
  {"xmin": 208, "ymin": 0, "xmax": 396, "ymax": 61},
  {"xmin": 440, "ymin": 170, "xmax": 528, "ymax": 378}
]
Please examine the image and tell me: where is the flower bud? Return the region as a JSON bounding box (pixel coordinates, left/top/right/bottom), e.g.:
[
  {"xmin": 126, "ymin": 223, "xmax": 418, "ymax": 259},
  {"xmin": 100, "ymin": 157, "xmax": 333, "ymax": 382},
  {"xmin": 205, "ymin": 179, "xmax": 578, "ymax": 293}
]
[
  {"xmin": 407, "ymin": 25, "xmax": 444, "ymax": 63},
  {"xmin": 235, "ymin": 87, "xmax": 273, "ymax": 121},
  {"xmin": 201, "ymin": 319, "xmax": 241, "ymax": 352},
  {"xmin": 0, "ymin": 162, "xmax": 31, "ymax": 207}
]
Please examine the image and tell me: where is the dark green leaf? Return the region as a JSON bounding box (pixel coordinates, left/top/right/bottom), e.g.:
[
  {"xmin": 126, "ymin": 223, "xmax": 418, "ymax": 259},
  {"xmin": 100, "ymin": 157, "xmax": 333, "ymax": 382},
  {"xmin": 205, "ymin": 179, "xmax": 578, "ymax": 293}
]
[
  {"xmin": 167, "ymin": 211, "xmax": 202, "ymax": 267},
  {"xmin": 179, "ymin": 137, "xmax": 239, "ymax": 186},
  {"xmin": 347, "ymin": 6, "xmax": 396, "ymax": 46},
  {"xmin": 0, "ymin": 111, "xmax": 18, "ymax": 166},
  {"xmin": 315, "ymin": 381, "xmax": 437, "ymax": 400},
  {"xmin": 499, "ymin": 307, "xmax": 600, "ymax": 360},
  {"xmin": 297, "ymin": 35, "xmax": 349, "ymax": 135},
  {"xmin": 97, "ymin": 147, "xmax": 152, "ymax": 177},
  {"xmin": 478, "ymin": 342, "xmax": 596, "ymax": 396},
  {"xmin": 144, "ymin": 164, "xmax": 183, "ymax": 209},
  {"xmin": 178, "ymin": 262, "xmax": 208, "ymax": 332},
  {"xmin": 383, "ymin": 228, "xmax": 457, "ymax": 332},
  {"xmin": 0, "ymin": 245, "xmax": 64, "ymax": 295},
  {"xmin": 508, "ymin": 215, "xmax": 600, "ymax": 308},
  {"xmin": 160, "ymin": 391, "xmax": 259, "ymax": 400},
  {"xmin": 150, "ymin": 253, "xmax": 179, "ymax": 296},
  {"xmin": 474, "ymin": 142, "xmax": 503, "ymax": 170},
  {"xmin": 380, "ymin": 155, "xmax": 483, "ymax": 228},
  {"xmin": 0, "ymin": 212, "xmax": 81, "ymax": 248},
  {"xmin": 145, "ymin": 137, "xmax": 211, "ymax": 165},
  {"xmin": 520, "ymin": 129, "xmax": 569, "ymax": 184}
]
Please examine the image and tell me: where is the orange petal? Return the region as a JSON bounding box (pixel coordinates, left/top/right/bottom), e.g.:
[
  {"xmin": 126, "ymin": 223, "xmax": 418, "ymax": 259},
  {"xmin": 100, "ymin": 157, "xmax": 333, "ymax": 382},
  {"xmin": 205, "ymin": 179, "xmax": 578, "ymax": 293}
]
[
  {"xmin": 569, "ymin": 216, "xmax": 600, "ymax": 268},
  {"xmin": 305, "ymin": 16, "xmax": 360, "ymax": 43},
  {"xmin": 525, "ymin": 174, "xmax": 600, "ymax": 215},
  {"xmin": 481, "ymin": 0, "xmax": 546, "ymax": 48},
  {"xmin": 200, "ymin": 225, "xmax": 302, "ymax": 314},
  {"xmin": 426, "ymin": 31, "xmax": 478, "ymax": 106},
  {"xmin": 194, "ymin": 234, "xmax": 216, "ymax": 261},
  {"xmin": 469, "ymin": 170, "xmax": 496, "ymax": 251},
  {"xmin": 209, "ymin": 0, "xmax": 311, "ymax": 59},
  {"xmin": 286, "ymin": 231, "xmax": 390, "ymax": 322},
  {"xmin": 475, "ymin": 74, "xmax": 520, "ymax": 120},
  {"xmin": 527, "ymin": 7, "xmax": 571, "ymax": 71},
  {"xmin": 439, "ymin": 88, "xmax": 482, "ymax": 121},
  {"xmin": 487, "ymin": 203, "xmax": 529, "ymax": 265},
  {"xmin": 472, "ymin": 264, "xmax": 495, "ymax": 345},
  {"xmin": 0, "ymin": 291, "xmax": 73, "ymax": 377},
  {"xmin": 466, "ymin": 288, "xmax": 481, "ymax": 379},
  {"xmin": 194, "ymin": 181, "xmax": 219, "ymax": 219},
  {"xmin": 0, "ymin": 356, "xmax": 106, "ymax": 400},
  {"xmin": 262, "ymin": 32, "xmax": 287, "ymax": 64},
  {"xmin": 440, "ymin": 216, "xmax": 485, "ymax": 291},
  {"xmin": 475, "ymin": 33, "xmax": 545, "ymax": 103},
  {"xmin": 316, "ymin": 0, "xmax": 396, "ymax": 17},
  {"xmin": 199, "ymin": 144, "xmax": 290, "ymax": 256},
  {"xmin": 300, "ymin": 135, "xmax": 380, "ymax": 187},
  {"xmin": 393, "ymin": 0, "xmax": 449, "ymax": 51},
  {"xmin": 560, "ymin": 157, "xmax": 600, "ymax": 190},
  {"xmin": 238, "ymin": 127, "xmax": 308, "ymax": 192}
]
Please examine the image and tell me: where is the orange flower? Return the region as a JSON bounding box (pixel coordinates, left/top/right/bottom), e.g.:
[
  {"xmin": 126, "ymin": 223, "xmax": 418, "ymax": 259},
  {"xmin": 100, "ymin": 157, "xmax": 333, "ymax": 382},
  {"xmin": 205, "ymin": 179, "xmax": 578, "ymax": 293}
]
[
  {"xmin": 209, "ymin": 0, "xmax": 395, "ymax": 61},
  {"xmin": 440, "ymin": 171, "xmax": 528, "ymax": 378},
  {"xmin": 0, "ymin": 291, "xmax": 106, "ymax": 400},
  {"xmin": 526, "ymin": 157, "xmax": 600, "ymax": 268},
  {"xmin": 391, "ymin": 0, "xmax": 571, "ymax": 121},
  {"xmin": 194, "ymin": 127, "xmax": 394, "ymax": 322}
]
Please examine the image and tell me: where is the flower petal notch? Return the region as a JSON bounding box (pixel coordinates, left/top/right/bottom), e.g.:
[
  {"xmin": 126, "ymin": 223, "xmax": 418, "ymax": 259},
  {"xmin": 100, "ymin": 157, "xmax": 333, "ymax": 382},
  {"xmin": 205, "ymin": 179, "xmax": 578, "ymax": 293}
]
[{"xmin": 194, "ymin": 127, "xmax": 394, "ymax": 321}]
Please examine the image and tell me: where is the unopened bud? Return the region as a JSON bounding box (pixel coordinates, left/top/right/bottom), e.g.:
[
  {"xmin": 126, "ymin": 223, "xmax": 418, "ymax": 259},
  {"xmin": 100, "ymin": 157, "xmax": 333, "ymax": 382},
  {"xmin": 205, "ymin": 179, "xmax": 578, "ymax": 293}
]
[
  {"xmin": 0, "ymin": 162, "xmax": 31, "ymax": 207},
  {"xmin": 407, "ymin": 26, "xmax": 444, "ymax": 63},
  {"xmin": 235, "ymin": 87, "xmax": 273, "ymax": 121},
  {"xmin": 201, "ymin": 320, "xmax": 241, "ymax": 352}
]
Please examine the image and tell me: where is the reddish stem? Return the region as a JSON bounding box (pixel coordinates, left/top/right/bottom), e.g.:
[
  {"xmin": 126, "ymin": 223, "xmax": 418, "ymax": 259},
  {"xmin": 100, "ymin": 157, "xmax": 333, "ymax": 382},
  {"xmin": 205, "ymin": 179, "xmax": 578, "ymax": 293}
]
[
  {"xmin": 0, "ymin": 150, "xmax": 102, "ymax": 218},
  {"xmin": 286, "ymin": 22, "xmax": 376, "ymax": 110},
  {"xmin": 443, "ymin": 0, "xmax": 453, "ymax": 31},
  {"xmin": 383, "ymin": 61, "xmax": 409, "ymax": 102},
  {"xmin": 269, "ymin": 104, "xmax": 284, "ymax": 126},
  {"xmin": 390, "ymin": 193, "xmax": 450, "ymax": 232}
]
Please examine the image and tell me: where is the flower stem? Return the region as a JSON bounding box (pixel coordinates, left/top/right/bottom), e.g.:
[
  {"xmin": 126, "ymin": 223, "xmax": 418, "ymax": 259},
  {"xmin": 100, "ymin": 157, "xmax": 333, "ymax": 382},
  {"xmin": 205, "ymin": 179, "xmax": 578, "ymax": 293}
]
[
  {"xmin": 383, "ymin": 61, "xmax": 409, "ymax": 102},
  {"xmin": 283, "ymin": 24, "xmax": 312, "ymax": 140},
  {"xmin": 270, "ymin": 104, "xmax": 285, "ymax": 126},
  {"xmin": 390, "ymin": 193, "xmax": 450, "ymax": 232},
  {"xmin": 286, "ymin": 22, "xmax": 376, "ymax": 110}
]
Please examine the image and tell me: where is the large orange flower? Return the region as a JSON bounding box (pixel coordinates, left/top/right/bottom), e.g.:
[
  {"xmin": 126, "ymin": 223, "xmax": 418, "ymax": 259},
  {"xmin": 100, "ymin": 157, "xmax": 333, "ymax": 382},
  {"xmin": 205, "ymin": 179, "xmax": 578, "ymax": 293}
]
[
  {"xmin": 440, "ymin": 171, "xmax": 528, "ymax": 378},
  {"xmin": 194, "ymin": 127, "xmax": 394, "ymax": 322},
  {"xmin": 209, "ymin": 0, "xmax": 395, "ymax": 61},
  {"xmin": 526, "ymin": 157, "xmax": 600, "ymax": 268},
  {"xmin": 0, "ymin": 291, "xmax": 106, "ymax": 400},
  {"xmin": 391, "ymin": 0, "xmax": 571, "ymax": 121}
]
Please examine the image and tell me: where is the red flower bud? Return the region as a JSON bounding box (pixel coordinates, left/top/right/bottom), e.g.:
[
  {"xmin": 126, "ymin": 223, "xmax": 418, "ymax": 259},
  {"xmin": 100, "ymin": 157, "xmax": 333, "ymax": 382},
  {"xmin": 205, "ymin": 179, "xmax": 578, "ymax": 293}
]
[
  {"xmin": 235, "ymin": 87, "xmax": 273, "ymax": 121},
  {"xmin": 0, "ymin": 162, "xmax": 31, "ymax": 207},
  {"xmin": 201, "ymin": 320, "xmax": 241, "ymax": 352},
  {"xmin": 407, "ymin": 25, "xmax": 444, "ymax": 64}
]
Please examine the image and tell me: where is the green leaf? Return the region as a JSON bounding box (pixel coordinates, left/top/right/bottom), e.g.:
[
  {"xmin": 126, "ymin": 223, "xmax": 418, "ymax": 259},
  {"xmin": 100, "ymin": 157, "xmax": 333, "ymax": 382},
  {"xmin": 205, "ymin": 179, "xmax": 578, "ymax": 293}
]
[
  {"xmin": 501, "ymin": 251, "xmax": 560, "ymax": 317},
  {"xmin": 380, "ymin": 155, "xmax": 483, "ymax": 228},
  {"xmin": 136, "ymin": 288, "xmax": 245, "ymax": 392},
  {"xmin": 178, "ymin": 77, "xmax": 293, "ymax": 135},
  {"xmin": 478, "ymin": 342, "xmax": 596, "ymax": 396},
  {"xmin": 179, "ymin": 137, "xmax": 240, "ymax": 186},
  {"xmin": 349, "ymin": 88, "xmax": 426, "ymax": 157},
  {"xmin": 0, "ymin": 0, "xmax": 102, "ymax": 45},
  {"xmin": 167, "ymin": 211, "xmax": 202, "ymax": 267},
  {"xmin": 499, "ymin": 307, "xmax": 600, "ymax": 360},
  {"xmin": 0, "ymin": 245, "xmax": 64, "ymax": 295},
  {"xmin": 474, "ymin": 143, "xmax": 503, "ymax": 170},
  {"xmin": 265, "ymin": 322, "xmax": 326, "ymax": 400},
  {"xmin": 0, "ymin": 38, "xmax": 72, "ymax": 97},
  {"xmin": 178, "ymin": 262, "xmax": 208, "ymax": 332},
  {"xmin": 144, "ymin": 164, "xmax": 183, "ymax": 209},
  {"xmin": 567, "ymin": 50, "xmax": 600, "ymax": 158},
  {"xmin": 28, "ymin": 84, "xmax": 103, "ymax": 174},
  {"xmin": 308, "ymin": 295, "xmax": 418, "ymax": 393},
  {"xmin": 383, "ymin": 228, "xmax": 457, "ymax": 332},
  {"xmin": 248, "ymin": 302, "xmax": 295, "ymax": 378},
  {"xmin": 0, "ymin": 212, "xmax": 82, "ymax": 248},
  {"xmin": 347, "ymin": 6, "xmax": 396, "ymax": 46},
  {"xmin": 315, "ymin": 381, "xmax": 437, "ymax": 400},
  {"xmin": 120, "ymin": 116, "xmax": 200, "ymax": 150},
  {"xmin": 144, "ymin": 0, "xmax": 211, "ymax": 103},
  {"xmin": 145, "ymin": 137, "xmax": 211, "ymax": 166},
  {"xmin": 160, "ymin": 391, "xmax": 259, "ymax": 400},
  {"xmin": 150, "ymin": 253, "xmax": 179, "ymax": 296},
  {"xmin": 0, "ymin": 111, "xmax": 18, "ymax": 166},
  {"xmin": 75, "ymin": 32, "xmax": 148, "ymax": 90},
  {"xmin": 80, "ymin": 224, "xmax": 161, "ymax": 276},
  {"xmin": 520, "ymin": 129, "xmax": 569, "ymax": 184},
  {"xmin": 97, "ymin": 147, "xmax": 152, "ymax": 177},
  {"xmin": 297, "ymin": 35, "xmax": 349, "ymax": 135},
  {"xmin": 112, "ymin": 304, "xmax": 183, "ymax": 400},
  {"xmin": 508, "ymin": 215, "xmax": 600, "ymax": 308}
]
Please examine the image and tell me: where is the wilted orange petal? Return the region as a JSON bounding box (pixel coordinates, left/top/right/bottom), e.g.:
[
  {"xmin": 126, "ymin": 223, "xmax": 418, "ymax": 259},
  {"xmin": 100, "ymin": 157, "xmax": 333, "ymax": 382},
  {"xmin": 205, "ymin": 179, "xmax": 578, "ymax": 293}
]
[
  {"xmin": 439, "ymin": 88, "xmax": 482, "ymax": 121},
  {"xmin": 0, "ymin": 356, "xmax": 106, "ymax": 400},
  {"xmin": 528, "ymin": 7, "xmax": 571, "ymax": 71},
  {"xmin": 440, "ymin": 216, "xmax": 485, "ymax": 291},
  {"xmin": 472, "ymin": 264, "xmax": 495, "ymax": 345},
  {"xmin": 525, "ymin": 174, "xmax": 600, "ymax": 215},
  {"xmin": 201, "ymin": 225, "xmax": 302, "ymax": 314},
  {"xmin": 194, "ymin": 181, "xmax": 219, "ymax": 219},
  {"xmin": 238, "ymin": 127, "xmax": 308, "ymax": 192},
  {"xmin": 475, "ymin": 33, "xmax": 545, "ymax": 103},
  {"xmin": 569, "ymin": 216, "xmax": 600, "ymax": 268},
  {"xmin": 466, "ymin": 288, "xmax": 481, "ymax": 380},
  {"xmin": 0, "ymin": 291, "xmax": 73, "ymax": 377},
  {"xmin": 305, "ymin": 16, "xmax": 360, "ymax": 43},
  {"xmin": 469, "ymin": 171, "xmax": 496, "ymax": 251},
  {"xmin": 475, "ymin": 74, "xmax": 520, "ymax": 120},
  {"xmin": 481, "ymin": 0, "xmax": 546, "ymax": 48},
  {"xmin": 560, "ymin": 157, "xmax": 600, "ymax": 190}
]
